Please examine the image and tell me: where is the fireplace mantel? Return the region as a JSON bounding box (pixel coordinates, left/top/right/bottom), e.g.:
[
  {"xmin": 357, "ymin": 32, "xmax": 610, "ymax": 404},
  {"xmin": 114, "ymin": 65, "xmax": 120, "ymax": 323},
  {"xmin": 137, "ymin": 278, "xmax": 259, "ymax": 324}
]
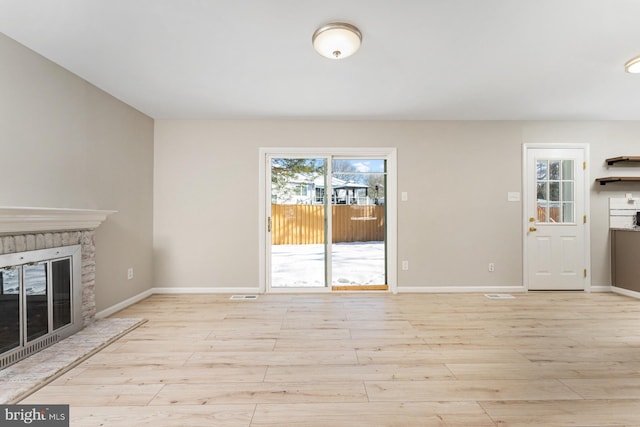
[{"xmin": 0, "ymin": 207, "xmax": 117, "ymax": 235}]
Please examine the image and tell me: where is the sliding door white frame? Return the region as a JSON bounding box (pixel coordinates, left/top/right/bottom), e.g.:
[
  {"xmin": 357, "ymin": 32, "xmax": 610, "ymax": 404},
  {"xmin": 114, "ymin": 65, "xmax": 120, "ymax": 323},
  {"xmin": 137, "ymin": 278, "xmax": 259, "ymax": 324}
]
[{"xmin": 258, "ymin": 147, "xmax": 398, "ymax": 294}]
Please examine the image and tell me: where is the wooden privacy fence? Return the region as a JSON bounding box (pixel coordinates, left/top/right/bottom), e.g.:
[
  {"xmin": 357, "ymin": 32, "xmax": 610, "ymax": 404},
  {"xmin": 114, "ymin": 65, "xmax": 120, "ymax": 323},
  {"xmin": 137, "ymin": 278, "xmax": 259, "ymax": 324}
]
[
  {"xmin": 271, "ymin": 204, "xmax": 384, "ymax": 245},
  {"xmin": 536, "ymin": 205, "xmax": 562, "ymax": 222}
]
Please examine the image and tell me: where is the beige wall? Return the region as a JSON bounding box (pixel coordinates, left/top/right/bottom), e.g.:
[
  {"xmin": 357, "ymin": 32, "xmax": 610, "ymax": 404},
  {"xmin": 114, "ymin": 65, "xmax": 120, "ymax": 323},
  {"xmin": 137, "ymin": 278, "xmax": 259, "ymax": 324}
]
[
  {"xmin": 3, "ymin": 32, "xmax": 638, "ymax": 300},
  {"xmin": 154, "ymin": 119, "xmax": 640, "ymax": 290},
  {"xmin": 0, "ymin": 34, "xmax": 154, "ymax": 311}
]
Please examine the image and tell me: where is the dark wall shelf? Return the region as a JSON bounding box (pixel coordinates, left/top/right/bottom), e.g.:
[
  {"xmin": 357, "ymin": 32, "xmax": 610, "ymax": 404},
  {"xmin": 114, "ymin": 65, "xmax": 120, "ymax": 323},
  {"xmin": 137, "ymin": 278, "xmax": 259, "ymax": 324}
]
[
  {"xmin": 606, "ymin": 156, "xmax": 640, "ymax": 165},
  {"xmin": 596, "ymin": 177, "xmax": 640, "ymax": 185}
]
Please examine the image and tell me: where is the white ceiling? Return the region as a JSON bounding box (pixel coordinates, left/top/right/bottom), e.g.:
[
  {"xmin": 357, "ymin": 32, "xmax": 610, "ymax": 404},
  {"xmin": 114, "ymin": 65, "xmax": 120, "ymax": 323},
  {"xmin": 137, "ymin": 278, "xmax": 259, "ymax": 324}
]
[{"xmin": 1, "ymin": 0, "xmax": 640, "ymax": 120}]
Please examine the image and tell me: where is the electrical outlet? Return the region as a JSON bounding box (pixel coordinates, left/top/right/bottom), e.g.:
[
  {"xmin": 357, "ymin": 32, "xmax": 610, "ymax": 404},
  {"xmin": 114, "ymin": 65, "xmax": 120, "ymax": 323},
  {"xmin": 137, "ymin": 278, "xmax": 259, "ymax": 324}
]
[
  {"xmin": 488, "ymin": 263, "xmax": 495, "ymax": 272},
  {"xmin": 401, "ymin": 261, "xmax": 409, "ymax": 271},
  {"xmin": 127, "ymin": 268, "xmax": 134, "ymax": 280}
]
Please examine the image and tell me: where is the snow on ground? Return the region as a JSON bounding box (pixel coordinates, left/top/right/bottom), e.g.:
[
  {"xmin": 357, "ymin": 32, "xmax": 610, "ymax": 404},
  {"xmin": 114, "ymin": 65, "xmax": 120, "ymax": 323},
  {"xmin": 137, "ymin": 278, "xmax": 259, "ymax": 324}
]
[{"xmin": 271, "ymin": 242, "xmax": 385, "ymax": 287}]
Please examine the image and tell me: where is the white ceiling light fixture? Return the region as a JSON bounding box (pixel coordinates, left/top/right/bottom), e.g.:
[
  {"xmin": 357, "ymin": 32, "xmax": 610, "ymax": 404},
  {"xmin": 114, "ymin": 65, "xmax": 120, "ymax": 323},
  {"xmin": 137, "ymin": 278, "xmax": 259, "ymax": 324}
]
[
  {"xmin": 312, "ymin": 22, "xmax": 362, "ymax": 60},
  {"xmin": 625, "ymin": 55, "xmax": 640, "ymax": 73}
]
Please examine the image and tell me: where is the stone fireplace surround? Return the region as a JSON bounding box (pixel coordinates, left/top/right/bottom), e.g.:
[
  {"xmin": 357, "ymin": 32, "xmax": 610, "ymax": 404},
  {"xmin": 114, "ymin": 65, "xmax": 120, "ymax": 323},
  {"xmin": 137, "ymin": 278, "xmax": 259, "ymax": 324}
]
[
  {"xmin": 2, "ymin": 231, "xmax": 95, "ymax": 325},
  {"xmin": 0, "ymin": 208, "xmax": 153, "ymax": 404},
  {"xmin": 0, "ymin": 207, "xmax": 116, "ymax": 326}
]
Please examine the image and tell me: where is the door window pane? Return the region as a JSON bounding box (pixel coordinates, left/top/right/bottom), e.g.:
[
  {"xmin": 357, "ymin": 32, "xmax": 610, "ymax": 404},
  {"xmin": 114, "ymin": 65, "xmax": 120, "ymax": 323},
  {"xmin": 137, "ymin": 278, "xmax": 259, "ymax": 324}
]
[
  {"xmin": 562, "ymin": 160, "xmax": 574, "ymax": 180},
  {"xmin": 549, "ymin": 182, "xmax": 560, "ymax": 201},
  {"xmin": 562, "ymin": 182, "xmax": 574, "ymax": 202},
  {"xmin": 562, "ymin": 202, "xmax": 574, "ymax": 223},
  {"xmin": 549, "ymin": 161, "xmax": 561, "ymax": 180},
  {"xmin": 537, "ymin": 160, "xmax": 548, "ymax": 179},
  {"xmin": 536, "ymin": 202, "xmax": 547, "ymax": 222}
]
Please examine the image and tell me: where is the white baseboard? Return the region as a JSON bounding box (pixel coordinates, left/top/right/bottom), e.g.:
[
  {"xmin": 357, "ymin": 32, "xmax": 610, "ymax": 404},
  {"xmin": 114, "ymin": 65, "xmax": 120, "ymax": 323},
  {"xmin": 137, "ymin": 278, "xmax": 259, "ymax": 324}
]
[
  {"xmin": 399, "ymin": 285, "xmax": 613, "ymax": 294},
  {"xmin": 611, "ymin": 286, "xmax": 640, "ymax": 299},
  {"xmin": 95, "ymin": 288, "xmax": 154, "ymax": 319},
  {"xmin": 152, "ymin": 287, "xmax": 260, "ymax": 294},
  {"xmin": 589, "ymin": 285, "xmax": 612, "ymax": 293},
  {"xmin": 398, "ymin": 286, "xmax": 526, "ymax": 293}
]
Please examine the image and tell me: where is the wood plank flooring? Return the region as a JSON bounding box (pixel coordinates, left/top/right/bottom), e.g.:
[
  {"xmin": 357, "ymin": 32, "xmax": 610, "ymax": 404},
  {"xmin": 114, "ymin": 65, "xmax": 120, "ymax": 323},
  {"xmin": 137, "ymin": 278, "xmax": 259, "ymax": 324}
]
[{"xmin": 20, "ymin": 292, "xmax": 640, "ymax": 426}]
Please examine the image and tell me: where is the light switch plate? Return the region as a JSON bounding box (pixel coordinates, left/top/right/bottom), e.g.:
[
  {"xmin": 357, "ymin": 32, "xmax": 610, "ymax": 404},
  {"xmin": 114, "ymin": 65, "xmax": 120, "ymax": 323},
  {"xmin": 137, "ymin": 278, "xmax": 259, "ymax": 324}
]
[{"xmin": 507, "ymin": 192, "xmax": 520, "ymax": 202}]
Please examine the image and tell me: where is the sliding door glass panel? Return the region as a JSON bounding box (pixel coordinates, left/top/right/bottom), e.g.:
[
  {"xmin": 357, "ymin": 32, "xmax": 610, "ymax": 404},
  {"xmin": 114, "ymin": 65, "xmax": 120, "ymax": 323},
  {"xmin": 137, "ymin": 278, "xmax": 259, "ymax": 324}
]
[
  {"xmin": 331, "ymin": 159, "xmax": 386, "ymax": 286},
  {"xmin": 0, "ymin": 267, "xmax": 21, "ymax": 353},
  {"xmin": 270, "ymin": 158, "xmax": 328, "ymax": 288},
  {"xmin": 25, "ymin": 263, "xmax": 49, "ymax": 342}
]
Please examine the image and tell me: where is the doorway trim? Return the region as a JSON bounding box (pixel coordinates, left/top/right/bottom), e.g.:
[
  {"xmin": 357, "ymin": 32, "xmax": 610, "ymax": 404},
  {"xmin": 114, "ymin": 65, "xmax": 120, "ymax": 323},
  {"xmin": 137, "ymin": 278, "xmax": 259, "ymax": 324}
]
[
  {"xmin": 258, "ymin": 147, "xmax": 398, "ymax": 294},
  {"xmin": 522, "ymin": 143, "xmax": 591, "ymax": 291}
]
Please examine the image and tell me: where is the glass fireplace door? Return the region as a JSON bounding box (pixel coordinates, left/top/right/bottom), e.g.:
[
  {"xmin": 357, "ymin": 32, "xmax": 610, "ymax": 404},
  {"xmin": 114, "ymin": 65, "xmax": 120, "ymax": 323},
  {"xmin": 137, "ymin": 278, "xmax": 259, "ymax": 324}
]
[
  {"xmin": 0, "ymin": 255, "xmax": 73, "ymax": 360},
  {"xmin": 24, "ymin": 262, "xmax": 49, "ymax": 342},
  {"xmin": 0, "ymin": 267, "xmax": 21, "ymax": 354},
  {"xmin": 52, "ymin": 259, "xmax": 72, "ymax": 331}
]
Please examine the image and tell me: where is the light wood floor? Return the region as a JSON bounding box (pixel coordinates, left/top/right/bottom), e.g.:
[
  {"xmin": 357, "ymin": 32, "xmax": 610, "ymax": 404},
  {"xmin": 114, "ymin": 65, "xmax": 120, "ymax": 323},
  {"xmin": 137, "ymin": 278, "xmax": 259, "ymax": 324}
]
[{"xmin": 21, "ymin": 292, "xmax": 640, "ymax": 426}]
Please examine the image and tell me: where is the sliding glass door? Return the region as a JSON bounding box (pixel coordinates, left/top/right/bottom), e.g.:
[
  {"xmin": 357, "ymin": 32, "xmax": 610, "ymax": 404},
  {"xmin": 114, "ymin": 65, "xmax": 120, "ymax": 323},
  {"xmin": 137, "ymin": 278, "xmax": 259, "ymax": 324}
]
[{"xmin": 267, "ymin": 155, "xmax": 387, "ymax": 290}]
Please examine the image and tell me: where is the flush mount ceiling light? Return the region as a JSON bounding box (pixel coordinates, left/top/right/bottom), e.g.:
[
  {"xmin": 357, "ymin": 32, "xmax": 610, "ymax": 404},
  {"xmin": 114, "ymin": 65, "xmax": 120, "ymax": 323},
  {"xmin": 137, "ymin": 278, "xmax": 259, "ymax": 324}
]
[
  {"xmin": 625, "ymin": 55, "xmax": 640, "ymax": 73},
  {"xmin": 312, "ymin": 22, "xmax": 362, "ymax": 59}
]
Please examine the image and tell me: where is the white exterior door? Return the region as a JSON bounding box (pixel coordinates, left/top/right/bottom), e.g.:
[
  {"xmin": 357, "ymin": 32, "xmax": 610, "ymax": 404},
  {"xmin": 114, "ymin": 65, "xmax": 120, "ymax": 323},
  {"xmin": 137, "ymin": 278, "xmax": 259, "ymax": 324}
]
[{"xmin": 524, "ymin": 146, "xmax": 589, "ymax": 291}]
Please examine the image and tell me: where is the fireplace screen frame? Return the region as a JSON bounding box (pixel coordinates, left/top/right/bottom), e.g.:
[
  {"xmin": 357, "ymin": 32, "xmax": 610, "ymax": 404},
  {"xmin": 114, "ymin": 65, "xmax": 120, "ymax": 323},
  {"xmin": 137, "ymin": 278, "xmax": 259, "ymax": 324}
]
[{"xmin": 0, "ymin": 244, "xmax": 82, "ymax": 369}]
